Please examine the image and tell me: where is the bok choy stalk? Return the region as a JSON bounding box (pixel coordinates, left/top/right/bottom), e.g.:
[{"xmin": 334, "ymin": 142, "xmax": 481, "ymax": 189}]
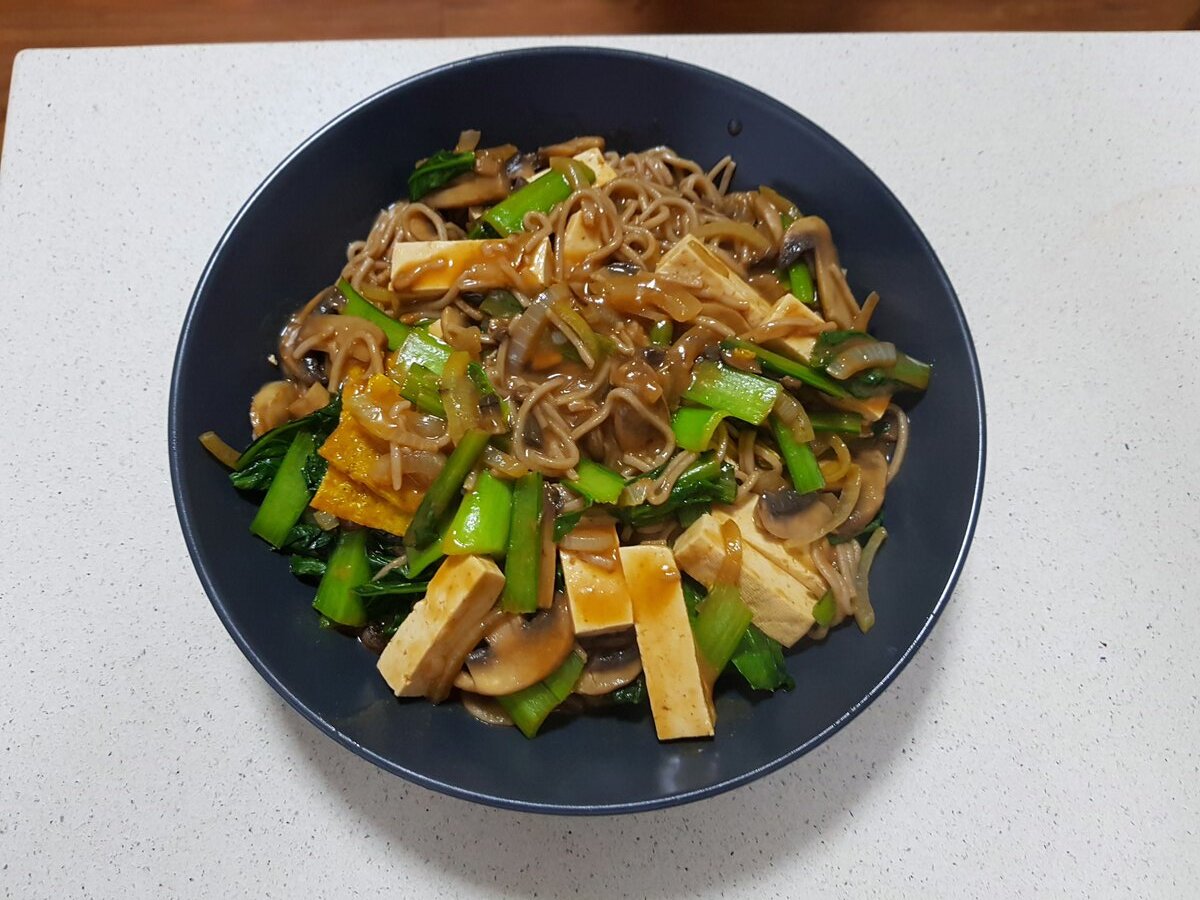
[
  {"xmin": 769, "ymin": 415, "xmax": 824, "ymax": 495},
  {"xmin": 564, "ymin": 459, "xmax": 625, "ymax": 504},
  {"xmin": 249, "ymin": 431, "xmax": 316, "ymax": 548},
  {"xmin": 720, "ymin": 338, "xmax": 851, "ymax": 399},
  {"xmin": 442, "ymin": 471, "xmax": 512, "ymax": 556},
  {"xmin": 337, "ymin": 278, "xmax": 411, "ymax": 349},
  {"xmin": 690, "ymin": 520, "xmax": 754, "ymax": 690},
  {"xmin": 681, "ymin": 361, "xmax": 780, "ymax": 425},
  {"xmin": 313, "ymin": 529, "xmax": 371, "ymax": 627},
  {"xmin": 497, "ymin": 648, "xmax": 586, "ymax": 738},
  {"xmin": 403, "ymin": 428, "xmax": 490, "ymax": 549},
  {"xmin": 671, "ymin": 406, "xmax": 729, "ymax": 452},
  {"xmin": 475, "ymin": 160, "xmax": 597, "ymax": 237},
  {"xmin": 501, "ymin": 472, "xmax": 544, "ymax": 613}
]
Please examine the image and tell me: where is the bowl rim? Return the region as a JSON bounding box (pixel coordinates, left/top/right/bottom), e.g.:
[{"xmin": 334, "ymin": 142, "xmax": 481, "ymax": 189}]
[{"xmin": 168, "ymin": 44, "xmax": 987, "ymax": 816}]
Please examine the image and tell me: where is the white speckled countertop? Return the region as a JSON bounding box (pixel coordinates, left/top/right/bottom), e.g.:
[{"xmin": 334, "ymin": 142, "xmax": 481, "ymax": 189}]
[{"xmin": 1, "ymin": 34, "xmax": 1198, "ymax": 897}]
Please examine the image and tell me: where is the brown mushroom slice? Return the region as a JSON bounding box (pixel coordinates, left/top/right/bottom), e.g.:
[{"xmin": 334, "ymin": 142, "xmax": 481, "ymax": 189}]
[
  {"xmin": 755, "ymin": 490, "xmax": 836, "ymax": 545},
  {"xmin": 835, "ymin": 449, "xmax": 888, "ymax": 537},
  {"xmin": 778, "ymin": 215, "xmax": 861, "ymax": 329},
  {"xmin": 460, "ymin": 692, "xmax": 514, "ymax": 727},
  {"xmin": 463, "ymin": 593, "xmax": 575, "ymax": 696},
  {"xmin": 575, "ymin": 642, "xmax": 642, "ymax": 696},
  {"xmin": 421, "ymin": 173, "xmax": 510, "ymax": 209}
]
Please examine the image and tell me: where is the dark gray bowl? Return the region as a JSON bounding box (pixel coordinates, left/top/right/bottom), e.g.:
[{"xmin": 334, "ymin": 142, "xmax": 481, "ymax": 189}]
[{"xmin": 169, "ymin": 47, "xmax": 985, "ymax": 815}]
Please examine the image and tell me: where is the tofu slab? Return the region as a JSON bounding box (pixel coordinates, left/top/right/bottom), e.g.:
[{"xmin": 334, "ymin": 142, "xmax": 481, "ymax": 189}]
[
  {"xmin": 559, "ymin": 523, "xmax": 634, "ymax": 636},
  {"xmin": 673, "ymin": 514, "xmax": 817, "ymax": 647},
  {"xmin": 377, "ymin": 555, "xmax": 505, "ymax": 700},
  {"xmin": 761, "ymin": 293, "xmax": 828, "ymax": 363},
  {"xmin": 655, "ymin": 234, "xmax": 773, "ymax": 324},
  {"xmin": 621, "ymin": 546, "xmax": 714, "ymax": 740},
  {"xmin": 714, "ymin": 497, "xmax": 828, "ymax": 599},
  {"xmin": 389, "ymin": 238, "xmax": 549, "ymax": 299}
]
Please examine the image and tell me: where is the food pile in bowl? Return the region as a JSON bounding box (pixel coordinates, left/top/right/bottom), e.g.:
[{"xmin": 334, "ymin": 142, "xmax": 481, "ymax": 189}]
[{"xmin": 200, "ymin": 129, "xmax": 931, "ymax": 742}]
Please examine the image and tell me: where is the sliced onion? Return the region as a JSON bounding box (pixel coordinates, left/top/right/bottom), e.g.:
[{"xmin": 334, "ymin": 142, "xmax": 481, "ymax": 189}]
[
  {"xmin": 646, "ymin": 278, "xmax": 703, "ymax": 322},
  {"xmin": 559, "ymin": 528, "xmax": 619, "ymax": 553},
  {"xmin": 454, "ymin": 129, "xmax": 481, "ymax": 153},
  {"xmin": 439, "ymin": 349, "xmax": 480, "ymax": 443},
  {"xmin": 619, "ymin": 479, "xmax": 651, "ymax": 506},
  {"xmin": 853, "ymin": 526, "xmax": 887, "ymax": 633},
  {"xmin": 199, "ymin": 431, "xmax": 240, "ymax": 468},
  {"xmin": 398, "ymin": 448, "xmax": 445, "ymax": 482},
  {"xmin": 506, "ymin": 288, "xmax": 560, "ymax": 370},
  {"xmin": 714, "ymin": 519, "xmax": 743, "ymax": 586},
  {"xmin": 549, "ymin": 157, "xmax": 589, "ymax": 192},
  {"xmin": 483, "ymin": 444, "xmax": 527, "ymax": 479},
  {"xmin": 826, "ymin": 341, "xmax": 897, "ymax": 379},
  {"xmin": 693, "ymin": 219, "xmax": 772, "ymax": 253},
  {"xmin": 824, "ymin": 466, "xmax": 862, "ymax": 535},
  {"xmin": 772, "ymin": 392, "xmax": 815, "ymax": 443},
  {"xmin": 312, "ymin": 510, "xmax": 340, "ymax": 531}
]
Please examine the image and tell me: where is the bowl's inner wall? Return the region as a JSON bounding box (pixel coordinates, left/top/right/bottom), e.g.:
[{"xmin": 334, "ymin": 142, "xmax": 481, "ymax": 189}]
[{"xmin": 173, "ymin": 49, "xmax": 982, "ymax": 811}]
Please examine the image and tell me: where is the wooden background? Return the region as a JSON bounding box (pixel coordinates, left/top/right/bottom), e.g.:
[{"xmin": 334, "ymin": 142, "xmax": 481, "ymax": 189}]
[{"xmin": 3, "ymin": 0, "xmax": 1198, "ymax": 147}]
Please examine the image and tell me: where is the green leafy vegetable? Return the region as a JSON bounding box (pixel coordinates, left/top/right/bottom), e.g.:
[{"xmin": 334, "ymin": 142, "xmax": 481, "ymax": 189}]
[
  {"xmin": 280, "ymin": 522, "xmax": 336, "ymax": 557},
  {"xmin": 671, "ymin": 405, "xmax": 729, "ymax": 452},
  {"xmin": 229, "ymin": 396, "xmax": 341, "ymax": 491},
  {"xmin": 479, "ymin": 289, "xmax": 524, "ymax": 318},
  {"xmin": 408, "ymin": 149, "xmax": 475, "ymax": 201},
  {"xmin": 731, "ymin": 626, "xmax": 795, "ymax": 692},
  {"xmin": 720, "ymin": 338, "xmax": 851, "ymax": 400},
  {"xmin": 610, "ymin": 677, "xmax": 647, "ymax": 706}
]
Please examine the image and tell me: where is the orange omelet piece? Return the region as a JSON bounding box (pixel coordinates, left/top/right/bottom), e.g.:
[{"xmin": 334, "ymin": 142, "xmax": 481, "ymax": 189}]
[
  {"xmin": 312, "ymin": 372, "xmax": 426, "ymax": 535},
  {"xmin": 310, "ymin": 466, "xmax": 415, "ymax": 537}
]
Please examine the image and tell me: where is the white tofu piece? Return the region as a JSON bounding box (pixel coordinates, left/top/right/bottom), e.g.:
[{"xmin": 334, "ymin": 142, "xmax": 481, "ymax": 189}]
[
  {"xmin": 377, "ymin": 555, "xmax": 505, "ymax": 699},
  {"xmin": 621, "ymin": 545, "xmax": 714, "ymax": 740},
  {"xmin": 761, "ymin": 293, "xmax": 828, "ymax": 362},
  {"xmin": 569, "ymin": 147, "xmax": 617, "ymax": 187},
  {"xmin": 528, "ymin": 147, "xmax": 618, "ymax": 188},
  {"xmin": 388, "ymin": 239, "xmax": 549, "ymax": 299},
  {"xmin": 561, "ymin": 211, "xmax": 602, "ymax": 271},
  {"xmin": 655, "ymin": 234, "xmax": 773, "ymax": 324},
  {"xmin": 559, "ymin": 523, "xmax": 634, "ymax": 636},
  {"xmin": 673, "ymin": 513, "xmax": 817, "ymax": 647},
  {"xmin": 714, "ymin": 497, "xmax": 828, "ymax": 599}
]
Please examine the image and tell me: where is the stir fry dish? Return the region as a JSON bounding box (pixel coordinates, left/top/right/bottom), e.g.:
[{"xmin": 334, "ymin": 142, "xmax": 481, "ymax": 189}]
[{"xmin": 200, "ymin": 131, "xmax": 930, "ymax": 741}]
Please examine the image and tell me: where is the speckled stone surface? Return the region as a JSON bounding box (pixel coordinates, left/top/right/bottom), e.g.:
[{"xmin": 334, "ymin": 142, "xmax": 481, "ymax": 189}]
[{"xmin": 1, "ymin": 34, "xmax": 1197, "ymax": 898}]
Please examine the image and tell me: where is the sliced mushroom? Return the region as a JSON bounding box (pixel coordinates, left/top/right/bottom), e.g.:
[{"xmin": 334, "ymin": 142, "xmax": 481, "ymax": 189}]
[
  {"xmin": 836, "ymin": 449, "xmax": 888, "ymax": 537},
  {"xmin": 575, "ymin": 641, "xmax": 642, "ymax": 696},
  {"xmin": 756, "ymin": 490, "xmax": 836, "ymax": 544},
  {"xmin": 461, "ymin": 593, "xmax": 575, "ymax": 696},
  {"xmin": 539, "ymin": 135, "xmax": 605, "ymax": 159},
  {"xmin": 778, "ymin": 215, "xmax": 861, "ymax": 329},
  {"xmin": 460, "ymin": 692, "xmax": 513, "ymax": 727},
  {"xmin": 421, "ymin": 173, "xmax": 510, "ymax": 209}
]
